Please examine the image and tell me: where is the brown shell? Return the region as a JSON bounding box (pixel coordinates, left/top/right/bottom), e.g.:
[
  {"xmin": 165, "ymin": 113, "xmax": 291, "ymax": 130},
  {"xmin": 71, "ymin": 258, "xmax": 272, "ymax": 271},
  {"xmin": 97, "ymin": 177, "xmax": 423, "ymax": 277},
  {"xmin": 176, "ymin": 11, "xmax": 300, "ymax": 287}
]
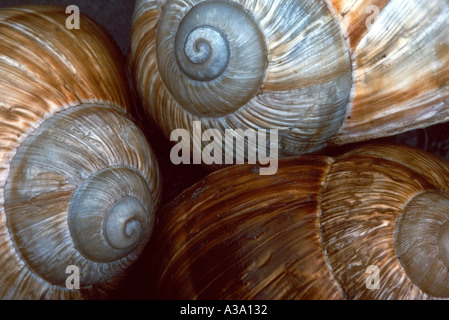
[
  {"xmin": 148, "ymin": 144, "xmax": 449, "ymax": 299},
  {"xmin": 0, "ymin": 6, "xmax": 161, "ymax": 299},
  {"xmin": 328, "ymin": 0, "xmax": 449, "ymax": 145},
  {"xmin": 130, "ymin": 0, "xmax": 449, "ymax": 159}
]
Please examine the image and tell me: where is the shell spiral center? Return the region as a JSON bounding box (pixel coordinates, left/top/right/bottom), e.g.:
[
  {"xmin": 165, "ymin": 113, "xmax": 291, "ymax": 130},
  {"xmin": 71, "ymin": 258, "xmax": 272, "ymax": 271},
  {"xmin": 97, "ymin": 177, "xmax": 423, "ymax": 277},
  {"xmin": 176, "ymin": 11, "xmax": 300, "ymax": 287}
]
[
  {"xmin": 104, "ymin": 197, "xmax": 148, "ymax": 250},
  {"xmin": 177, "ymin": 25, "xmax": 230, "ymax": 81},
  {"xmin": 157, "ymin": 0, "xmax": 268, "ymax": 117},
  {"xmin": 68, "ymin": 167, "xmax": 154, "ymax": 264}
]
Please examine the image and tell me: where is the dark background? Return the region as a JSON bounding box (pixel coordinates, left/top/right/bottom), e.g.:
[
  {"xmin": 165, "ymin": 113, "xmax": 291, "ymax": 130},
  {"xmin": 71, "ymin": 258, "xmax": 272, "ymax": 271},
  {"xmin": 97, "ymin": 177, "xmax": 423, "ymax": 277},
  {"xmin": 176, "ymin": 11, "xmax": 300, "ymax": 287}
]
[
  {"xmin": 0, "ymin": 0, "xmax": 135, "ymax": 54},
  {"xmin": 2, "ymin": 0, "xmax": 449, "ymax": 300}
]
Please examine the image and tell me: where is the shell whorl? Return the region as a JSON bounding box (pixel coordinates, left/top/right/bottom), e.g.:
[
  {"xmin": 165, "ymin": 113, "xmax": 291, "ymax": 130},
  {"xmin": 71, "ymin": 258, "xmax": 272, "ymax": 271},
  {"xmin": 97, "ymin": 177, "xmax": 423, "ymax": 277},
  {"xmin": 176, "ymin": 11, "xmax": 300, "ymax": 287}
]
[
  {"xmin": 131, "ymin": 0, "xmax": 353, "ymax": 156},
  {"xmin": 6, "ymin": 105, "xmax": 159, "ymax": 289},
  {"xmin": 159, "ymin": 0, "xmax": 268, "ymax": 117},
  {"xmin": 68, "ymin": 167, "xmax": 153, "ymax": 264},
  {"xmin": 0, "ymin": 6, "xmax": 161, "ymax": 299},
  {"xmin": 395, "ymin": 191, "xmax": 449, "ymax": 298},
  {"xmin": 318, "ymin": 145, "xmax": 449, "ymax": 299}
]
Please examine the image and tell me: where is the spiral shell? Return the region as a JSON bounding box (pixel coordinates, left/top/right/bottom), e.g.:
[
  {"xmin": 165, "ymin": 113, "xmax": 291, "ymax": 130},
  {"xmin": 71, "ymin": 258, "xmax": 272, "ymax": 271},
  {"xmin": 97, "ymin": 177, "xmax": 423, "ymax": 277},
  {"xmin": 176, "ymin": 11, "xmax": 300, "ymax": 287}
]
[
  {"xmin": 0, "ymin": 6, "xmax": 161, "ymax": 299},
  {"xmin": 148, "ymin": 144, "xmax": 449, "ymax": 299},
  {"xmin": 131, "ymin": 0, "xmax": 449, "ymax": 159}
]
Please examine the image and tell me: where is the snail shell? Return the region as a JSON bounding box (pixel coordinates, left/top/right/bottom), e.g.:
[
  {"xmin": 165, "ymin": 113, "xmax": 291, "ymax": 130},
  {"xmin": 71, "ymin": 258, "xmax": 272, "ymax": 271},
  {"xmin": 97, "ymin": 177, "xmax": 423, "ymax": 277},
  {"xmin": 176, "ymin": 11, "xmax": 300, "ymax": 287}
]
[
  {"xmin": 148, "ymin": 144, "xmax": 449, "ymax": 299},
  {"xmin": 0, "ymin": 6, "xmax": 161, "ymax": 299},
  {"xmin": 130, "ymin": 0, "xmax": 449, "ymax": 159}
]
